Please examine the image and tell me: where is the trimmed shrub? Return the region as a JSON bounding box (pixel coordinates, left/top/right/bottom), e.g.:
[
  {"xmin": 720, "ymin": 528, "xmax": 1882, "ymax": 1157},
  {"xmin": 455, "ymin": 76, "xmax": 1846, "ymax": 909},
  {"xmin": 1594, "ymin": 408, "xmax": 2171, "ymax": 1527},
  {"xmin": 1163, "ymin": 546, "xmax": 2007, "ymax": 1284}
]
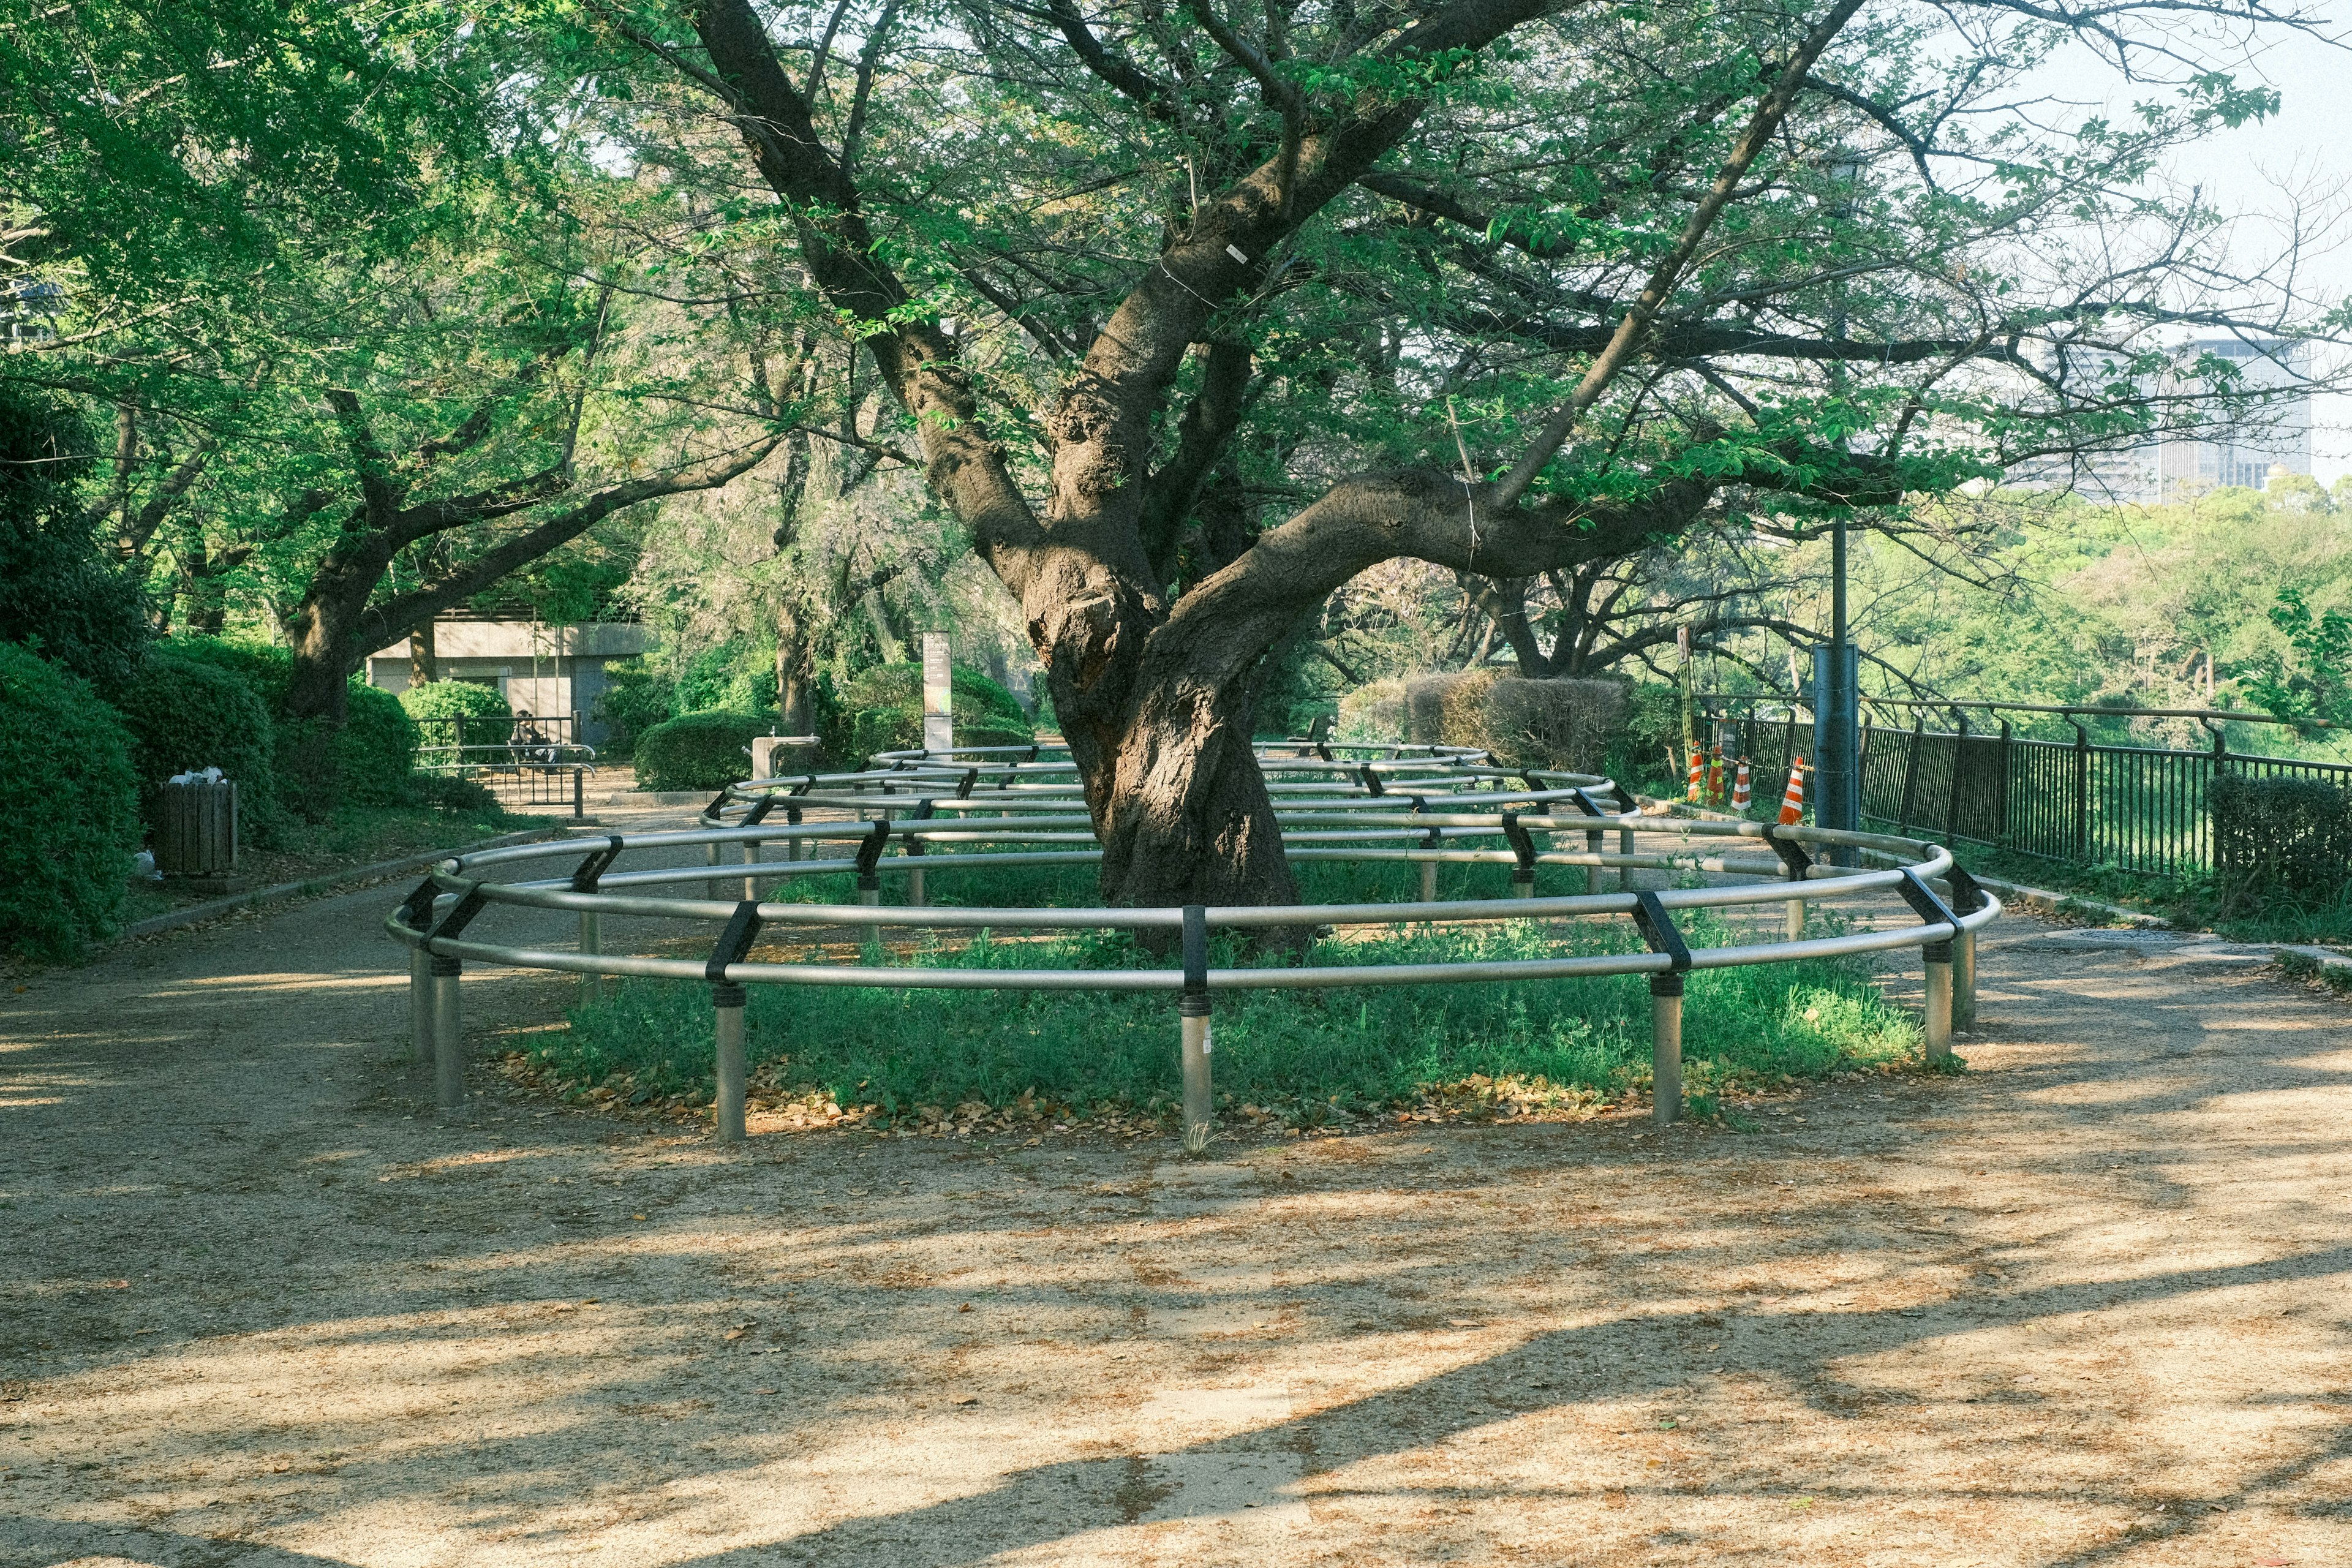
[
  {"xmin": 409, "ymin": 771, "xmax": 500, "ymax": 814},
  {"xmin": 591, "ymin": 657, "xmax": 675, "ymax": 755},
  {"xmin": 335, "ymin": 682, "xmax": 422, "ymax": 805},
  {"xmin": 399, "ymin": 679, "xmax": 511, "ymax": 755},
  {"xmin": 0, "ymin": 641, "xmax": 140, "ymax": 959},
  {"xmin": 635, "ymin": 709, "xmax": 779, "ymax": 792},
  {"xmin": 826, "ymin": 662, "xmax": 1034, "ymax": 764},
  {"xmin": 157, "ymin": 637, "xmax": 417, "ymax": 809},
  {"xmin": 1399, "ymin": 669, "xmax": 1630, "ymax": 772},
  {"xmin": 113, "ymin": 651, "xmax": 281, "ymax": 838},
  {"xmin": 2212, "ymin": 773, "xmax": 2352, "ymax": 912},
  {"xmin": 1336, "ymin": 678, "xmax": 1408, "ymax": 744}
]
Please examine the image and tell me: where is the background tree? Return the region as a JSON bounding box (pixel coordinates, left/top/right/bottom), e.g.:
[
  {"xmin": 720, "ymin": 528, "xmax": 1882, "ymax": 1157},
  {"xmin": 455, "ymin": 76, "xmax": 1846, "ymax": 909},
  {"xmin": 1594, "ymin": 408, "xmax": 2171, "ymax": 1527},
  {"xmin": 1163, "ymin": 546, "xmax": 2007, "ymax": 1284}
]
[{"xmin": 564, "ymin": 0, "xmax": 2343, "ymax": 911}]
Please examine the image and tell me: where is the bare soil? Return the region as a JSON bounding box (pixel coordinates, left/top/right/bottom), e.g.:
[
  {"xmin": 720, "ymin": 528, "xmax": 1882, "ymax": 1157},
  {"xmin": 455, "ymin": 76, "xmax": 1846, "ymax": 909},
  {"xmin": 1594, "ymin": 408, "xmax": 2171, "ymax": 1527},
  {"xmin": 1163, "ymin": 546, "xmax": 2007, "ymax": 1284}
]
[{"xmin": 2, "ymin": 845, "xmax": 2348, "ymax": 1567}]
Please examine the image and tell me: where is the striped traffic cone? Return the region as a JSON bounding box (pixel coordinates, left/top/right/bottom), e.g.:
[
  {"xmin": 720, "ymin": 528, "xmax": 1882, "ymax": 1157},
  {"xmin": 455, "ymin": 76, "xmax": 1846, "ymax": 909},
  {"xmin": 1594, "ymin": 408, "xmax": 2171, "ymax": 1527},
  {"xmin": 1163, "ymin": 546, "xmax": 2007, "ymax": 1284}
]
[
  {"xmin": 1684, "ymin": 747, "xmax": 1705, "ymax": 802},
  {"xmin": 1705, "ymin": 746, "xmax": 1725, "ymax": 805},
  {"xmin": 1777, "ymin": 758, "xmax": 1807, "ymax": 826},
  {"xmin": 1731, "ymin": 758, "xmax": 1752, "ymax": 811}
]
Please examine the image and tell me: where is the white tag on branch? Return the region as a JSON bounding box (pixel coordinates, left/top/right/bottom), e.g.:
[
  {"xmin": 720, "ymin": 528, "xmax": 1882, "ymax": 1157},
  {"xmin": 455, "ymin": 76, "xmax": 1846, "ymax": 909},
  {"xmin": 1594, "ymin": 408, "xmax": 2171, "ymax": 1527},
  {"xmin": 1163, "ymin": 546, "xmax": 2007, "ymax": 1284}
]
[{"xmin": 1224, "ymin": 244, "xmax": 1248, "ymax": 264}]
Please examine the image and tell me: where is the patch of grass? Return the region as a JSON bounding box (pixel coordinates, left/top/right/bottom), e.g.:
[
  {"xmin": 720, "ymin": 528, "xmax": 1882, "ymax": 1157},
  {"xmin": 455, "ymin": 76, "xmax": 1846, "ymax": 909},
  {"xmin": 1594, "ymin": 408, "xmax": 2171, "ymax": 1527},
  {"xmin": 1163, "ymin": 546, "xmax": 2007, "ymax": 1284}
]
[
  {"xmin": 1951, "ymin": 843, "xmax": 2352, "ymax": 946},
  {"xmin": 2275, "ymin": 948, "xmax": 2352, "ymax": 996},
  {"xmin": 529, "ymin": 899, "xmax": 1924, "ymax": 1131}
]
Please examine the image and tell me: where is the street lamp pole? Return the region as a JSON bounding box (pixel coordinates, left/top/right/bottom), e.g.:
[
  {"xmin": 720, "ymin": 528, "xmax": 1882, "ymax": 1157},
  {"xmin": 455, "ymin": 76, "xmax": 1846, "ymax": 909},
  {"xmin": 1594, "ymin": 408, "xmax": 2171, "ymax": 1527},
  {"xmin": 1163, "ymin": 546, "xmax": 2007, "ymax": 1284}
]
[{"xmin": 1814, "ymin": 519, "xmax": 1860, "ymax": 861}]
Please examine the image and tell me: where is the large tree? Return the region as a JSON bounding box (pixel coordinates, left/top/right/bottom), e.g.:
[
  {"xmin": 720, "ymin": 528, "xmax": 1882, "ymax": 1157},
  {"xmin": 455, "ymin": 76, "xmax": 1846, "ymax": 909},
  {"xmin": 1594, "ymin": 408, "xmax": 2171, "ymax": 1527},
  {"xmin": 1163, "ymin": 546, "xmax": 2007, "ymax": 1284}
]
[{"xmin": 573, "ymin": 0, "xmax": 2342, "ymax": 911}]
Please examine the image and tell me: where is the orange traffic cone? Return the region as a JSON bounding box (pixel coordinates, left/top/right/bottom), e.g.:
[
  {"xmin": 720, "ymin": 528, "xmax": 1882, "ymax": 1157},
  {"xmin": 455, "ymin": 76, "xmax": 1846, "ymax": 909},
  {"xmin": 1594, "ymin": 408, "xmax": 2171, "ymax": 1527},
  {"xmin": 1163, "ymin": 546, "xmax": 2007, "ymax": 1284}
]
[
  {"xmin": 1777, "ymin": 758, "xmax": 1807, "ymax": 826},
  {"xmin": 1684, "ymin": 747, "xmax": 1705, "ymax": 802},
  {"xmin": 1705, "ymin": 746, "xmax": 1725, "ymax": 805},
  {"xmin": 1731, "ymin": 758, "xmax": 1752, "ymax": 811}
]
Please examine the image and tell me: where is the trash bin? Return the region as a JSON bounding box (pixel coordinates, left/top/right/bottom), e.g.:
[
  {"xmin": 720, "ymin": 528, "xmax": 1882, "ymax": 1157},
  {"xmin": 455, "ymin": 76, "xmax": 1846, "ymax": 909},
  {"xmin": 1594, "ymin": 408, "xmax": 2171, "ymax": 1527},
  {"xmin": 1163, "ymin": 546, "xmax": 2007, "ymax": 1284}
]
[{"xmin": 156, "ymin": 775, "xmax": 238, "ymax": 876}]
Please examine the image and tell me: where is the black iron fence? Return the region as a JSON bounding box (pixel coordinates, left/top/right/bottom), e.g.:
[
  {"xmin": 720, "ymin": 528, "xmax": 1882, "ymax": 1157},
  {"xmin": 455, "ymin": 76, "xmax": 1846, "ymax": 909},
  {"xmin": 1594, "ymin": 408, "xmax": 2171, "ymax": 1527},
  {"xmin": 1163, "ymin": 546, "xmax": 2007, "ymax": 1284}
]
[
  {"xmin": 414, "ymin": 712, "xmax": 597, "ymax": 818},
  {"xmin": 1709, "ymin": 697, "xmax": 2352, "ymax": 878}
]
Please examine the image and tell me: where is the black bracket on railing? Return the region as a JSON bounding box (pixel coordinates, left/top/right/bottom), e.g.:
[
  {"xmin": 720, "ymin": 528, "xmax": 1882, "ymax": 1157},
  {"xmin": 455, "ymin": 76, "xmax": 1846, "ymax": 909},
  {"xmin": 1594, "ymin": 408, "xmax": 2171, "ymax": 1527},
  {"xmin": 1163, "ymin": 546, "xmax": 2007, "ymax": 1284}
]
[
  {"xmin": 1631, "ymin": 891, "xmax": 1692, "ymax": 993},
  {"xmin": 1180, "ymin": 905, "xmax": 1210, "ymax": 1017},
  {"xmin": 1520, "ymin": 772, "xmax": 1544, "ymax": 796},
  {"xmin": 854, "ymin": 817, "xmax": 892, "ymax": 875},
  {"xmin": 1759, "ymin": 822, "xmax": 1812, "ymax": 883},
  {"xmin": 1501, "ymin": 811, "xmax": 1537, "ymax": 877},
  {"xmin": 397, "ymin": 876, "xmax": 440, "ymax": 932},
  {"xmin": 1314, "ymin": 741, "xmax": 1334, "ymax": 763},
  {"xmin": 1025, "ymin": 745, "xmax": 1041, "ymax": 763},
  {"xmin": 905, "ymin": 797, "xmax": 935, "ymax": 855},
  {"xmin": 1896, "ymin": 869, "xmax": 1959, "ymax": 961},
  {"xmin": 956, "ymin": 767, "xmax": 978, "ymax": 799},
  {"xmin": 1610, "ymin": 781, "xmax": 1638, "ymax": 813},
  {"xmin": 703, "ymin": 790, "xmax": 734, "ymax": 821},
  {"xmin": 1567, "ymin": 788, "xmax": 1607, "ymax": 818},
  {"xmin": 741, "ymin": 797, "xmax": 777, "ymax": 827},
  {"xmin": 706, "ymin": 899, "xmax": 764, "ymax": 985},
  {"xmin": 788, "ymin": 778, "xmax": 815, "ymax": 797},
  {"xmin": 425, "ymin": 886, "xmax": 488, "ymax": 944},
  {"xmin": 1359, "ymin": 764, "xmax": 1385, "ymax": 797},
  {"xmin": 569, "ymin": 835, "xmax": 626, "ymax": 893},
  {"xmin": 1945, "ymin": 864, "xmax": 1988, "ymax": 916}
]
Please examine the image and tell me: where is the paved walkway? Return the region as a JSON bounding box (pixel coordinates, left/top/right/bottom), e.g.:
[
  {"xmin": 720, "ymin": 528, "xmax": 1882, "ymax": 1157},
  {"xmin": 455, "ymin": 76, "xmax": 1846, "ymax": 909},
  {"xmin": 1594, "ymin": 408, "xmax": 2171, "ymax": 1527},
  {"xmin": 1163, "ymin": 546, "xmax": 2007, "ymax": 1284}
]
[{"xmin": 1, "ymin": 844, "xmax": 2348, "ymax": 1567}]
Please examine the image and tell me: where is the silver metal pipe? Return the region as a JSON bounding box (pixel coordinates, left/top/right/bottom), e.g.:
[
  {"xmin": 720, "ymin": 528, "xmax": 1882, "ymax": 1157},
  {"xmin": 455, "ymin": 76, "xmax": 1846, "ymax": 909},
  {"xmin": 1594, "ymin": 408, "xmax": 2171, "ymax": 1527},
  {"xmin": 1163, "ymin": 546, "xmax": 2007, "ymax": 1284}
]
[
  {"xmin": 705, "ymin": 840, "xmax": 722, "ymax": 902},
  {"xmin": 432, "ymin": 958, "xmax": 464, "ymax": 1112},
  {"xmin": 1651, "ymin": 976, "xmax": 1683, "ymax": 1126},
  {"xmin": 1924, "ymin": 952, "xmax": 1954, "ymax": 1062},
  {"xmin": 1419, "ymin": 861, "xmax": 1438, "ymax": 902},
  {"xmin": 742, "ymin": 839, "xmax": 761, "ymax": 902},
  {"xmin": 1181, "ymin": 1003, "xmax": 1213, "ymax": 1151},
  {"xmin": 714, "ymin": 992, "xmax": 747, "ymax": 1142}
]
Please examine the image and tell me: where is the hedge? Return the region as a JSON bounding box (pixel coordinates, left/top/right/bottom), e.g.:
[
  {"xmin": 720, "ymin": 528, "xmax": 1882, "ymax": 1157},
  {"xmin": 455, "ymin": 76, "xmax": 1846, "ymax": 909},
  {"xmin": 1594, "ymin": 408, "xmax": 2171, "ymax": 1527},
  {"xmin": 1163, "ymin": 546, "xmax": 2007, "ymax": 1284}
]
[
  {"xmin": 826, "ymin": 662, "xmax": 1034, "ymax": 764},
  {"xmin": 156, "ymin": 637, "xmax": 417, "ymax": 810},
  {"xmin": 113, "ymin": 651, "xmax": 281, "ymax": 839},
  {"xmin": 0, "ymin": 641, "xmax": 139, "ymax": 959},
  {"xmin": 399, "ymin": 679, "xmax": 511, "ymax": 753},
  {"xmin": 1342, "ymin": 669, "xmax": 1630, "ymax": 772},
  {"xmin": 635, "ymin": 709, "xmax": 779, "ymax": 792},
  {"xmin": 2212, "ymin": 773, "xmax": 2352, "ymax": 912}
]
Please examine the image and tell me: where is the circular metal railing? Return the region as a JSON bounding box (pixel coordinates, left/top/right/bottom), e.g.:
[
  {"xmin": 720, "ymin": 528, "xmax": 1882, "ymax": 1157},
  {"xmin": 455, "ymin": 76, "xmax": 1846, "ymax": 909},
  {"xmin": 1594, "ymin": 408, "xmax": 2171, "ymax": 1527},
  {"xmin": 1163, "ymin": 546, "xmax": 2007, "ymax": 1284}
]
[{"xmin": 385, "ymin": 740, "xmax": 1999, "ymax": 1140}]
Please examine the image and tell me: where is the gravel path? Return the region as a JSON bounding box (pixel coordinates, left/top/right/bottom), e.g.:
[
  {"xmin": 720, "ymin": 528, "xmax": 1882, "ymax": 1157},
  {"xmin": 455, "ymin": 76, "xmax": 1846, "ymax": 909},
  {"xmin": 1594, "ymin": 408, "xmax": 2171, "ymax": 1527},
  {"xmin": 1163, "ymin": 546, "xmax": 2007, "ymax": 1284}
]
[{"xmin": 2, "ymin": 837, "xmax": 2348, "ymax": 1567}]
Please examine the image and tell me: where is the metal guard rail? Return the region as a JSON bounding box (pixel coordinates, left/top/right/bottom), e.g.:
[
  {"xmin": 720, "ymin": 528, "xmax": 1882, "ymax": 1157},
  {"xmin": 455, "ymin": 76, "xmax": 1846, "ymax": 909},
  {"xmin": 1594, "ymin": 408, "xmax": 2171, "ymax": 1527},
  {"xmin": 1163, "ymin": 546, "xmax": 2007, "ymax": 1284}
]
[{"xmin": 386, "ymin": 742, "xmax": 1999, "ymax": 1142}]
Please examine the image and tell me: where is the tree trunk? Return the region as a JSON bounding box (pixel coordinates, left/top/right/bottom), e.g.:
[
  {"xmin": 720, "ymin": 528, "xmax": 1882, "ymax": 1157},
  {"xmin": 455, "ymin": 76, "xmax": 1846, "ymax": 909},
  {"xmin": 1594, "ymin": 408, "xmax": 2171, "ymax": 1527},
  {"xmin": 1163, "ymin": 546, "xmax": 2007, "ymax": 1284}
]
[
  {"xmin": 409, "ymin": 616, "xmax": 439, "ymax": 687},
  {"xmin": 775, "ymin": 601, "xmax": 811, "ymax": 733},
  {"xmin": 1097, "ymin": 658, "xmax": 1299, "ymax": 916}
]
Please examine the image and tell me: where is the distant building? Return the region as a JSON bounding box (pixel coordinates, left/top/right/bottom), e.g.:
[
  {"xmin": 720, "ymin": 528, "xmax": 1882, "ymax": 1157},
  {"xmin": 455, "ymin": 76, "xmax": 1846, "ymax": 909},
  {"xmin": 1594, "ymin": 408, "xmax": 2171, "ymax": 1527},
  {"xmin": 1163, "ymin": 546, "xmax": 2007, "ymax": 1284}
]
[
  {"xmin": 365, "ymin": 617, "xmax": 649, "ymax": 747},
  {"xmin": 2010, "ymin": 337, "xmax": 2311, "ymax": 505}
]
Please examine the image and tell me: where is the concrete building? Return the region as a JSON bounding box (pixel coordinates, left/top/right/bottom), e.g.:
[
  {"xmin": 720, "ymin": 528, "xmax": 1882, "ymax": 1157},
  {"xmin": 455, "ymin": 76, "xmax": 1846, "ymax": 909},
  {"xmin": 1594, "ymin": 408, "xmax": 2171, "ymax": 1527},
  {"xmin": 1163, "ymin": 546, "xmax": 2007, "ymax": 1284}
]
[
  {"xmin": 2011, "ymin": 337, "xmax": 2312, "ymax": 505},
  {"xmin": 364, "ymin": 619, "xmax": 650, "ymax": 747}
]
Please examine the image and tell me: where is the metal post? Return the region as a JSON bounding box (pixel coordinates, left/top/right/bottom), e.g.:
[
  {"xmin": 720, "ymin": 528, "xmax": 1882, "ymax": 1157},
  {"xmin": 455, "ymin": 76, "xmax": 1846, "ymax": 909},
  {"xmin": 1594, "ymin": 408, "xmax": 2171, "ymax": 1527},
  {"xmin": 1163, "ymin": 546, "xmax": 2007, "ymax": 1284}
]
[
  {"xmin": 1923, "ymin": 941, "xmax": 1954, "ymax": 1063},
  {"xmin": 713, "ymin": 985, "xmax": 747, "ymax": 1142},
  {"xmin": 409, "ymin": 946, "xmax": 434, "ymax": 1063},
  {"xmin": 431, "ymin": 956, "xmax": 465, "ymax": 1112},
  {"xmin": 1180, "ymin": 905, "xmax": 1212, "ymax": 1152},
  {"xmin": 859, "ymin": 873, "xmax": 882, "ymax": 952},
  {"xmin": 742, "ymin": 838, "xmax": 761, "ymax": 902},
  {"xmin": 1618, "ymin": 828, "xmax": 1635, "ymax": 890},
  {"xmin": 1585, "ymin": 828, "xmax": 1604, "ymax": 895},
  {"xmin": 577, "ymin": 911, "xmax": 603, "ymax": 1007},
  {"xmin": 1419, "ymin": 859, "xmax": 1438, "ymax": 903},
  {"xmin": 1785, "ymin": 896, "xmax": 1804, "ymax": 941},
  {"xmin": 571, "ymin": 765, "xmax": 584, "ymax": 820},
  {"xmin": 1650, "ymin": 974, "xmax": 1683, "ymax": 1125},
  {"xmin": 706, "ymin": 840, "xmax": 722, "ymax": 901}
]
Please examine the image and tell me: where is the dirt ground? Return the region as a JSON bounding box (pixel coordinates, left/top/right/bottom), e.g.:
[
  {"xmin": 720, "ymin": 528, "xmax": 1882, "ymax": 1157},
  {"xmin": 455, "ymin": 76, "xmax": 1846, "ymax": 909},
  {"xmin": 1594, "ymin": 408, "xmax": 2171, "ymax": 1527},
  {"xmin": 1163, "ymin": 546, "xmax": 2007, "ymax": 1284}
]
[{"xmin": 2, "ymin": 821, "xmax": 2348, "ymax": 1566}]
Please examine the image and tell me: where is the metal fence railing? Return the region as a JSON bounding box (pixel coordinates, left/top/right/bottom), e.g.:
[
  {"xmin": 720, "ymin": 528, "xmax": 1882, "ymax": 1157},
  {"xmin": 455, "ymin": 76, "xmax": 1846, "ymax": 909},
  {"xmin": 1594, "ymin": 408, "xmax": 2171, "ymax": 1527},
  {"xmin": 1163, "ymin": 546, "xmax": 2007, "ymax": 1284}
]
[
  {"xmin": 412, "ymin": 712, "xmax": 597, "ymax": 818},
  {"xmin": 1711, "ymin": 696, "xmax": 2352, "ymax": 879}
]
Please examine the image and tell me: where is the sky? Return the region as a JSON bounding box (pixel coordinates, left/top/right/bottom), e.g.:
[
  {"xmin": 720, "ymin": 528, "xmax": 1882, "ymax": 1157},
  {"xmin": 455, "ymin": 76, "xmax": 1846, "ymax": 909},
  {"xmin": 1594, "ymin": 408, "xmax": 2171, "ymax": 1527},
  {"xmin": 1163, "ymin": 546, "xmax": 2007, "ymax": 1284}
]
[{"xmin": 2060, "ymin": 21, "xmax": 2352, "ymax": 480}]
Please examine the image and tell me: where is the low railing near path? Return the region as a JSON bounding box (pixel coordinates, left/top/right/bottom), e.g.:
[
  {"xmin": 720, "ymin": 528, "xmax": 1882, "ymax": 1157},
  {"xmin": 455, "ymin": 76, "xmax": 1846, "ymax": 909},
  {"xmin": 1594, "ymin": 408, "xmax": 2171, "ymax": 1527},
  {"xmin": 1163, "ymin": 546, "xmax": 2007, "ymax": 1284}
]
[
  {"xmin": 1705, "ymin": 694, "xmax": 2352, "ymax": 880},
  {"xmin": 384, "ymin": 742, "xmax": 1999, "ymax": 1145}
]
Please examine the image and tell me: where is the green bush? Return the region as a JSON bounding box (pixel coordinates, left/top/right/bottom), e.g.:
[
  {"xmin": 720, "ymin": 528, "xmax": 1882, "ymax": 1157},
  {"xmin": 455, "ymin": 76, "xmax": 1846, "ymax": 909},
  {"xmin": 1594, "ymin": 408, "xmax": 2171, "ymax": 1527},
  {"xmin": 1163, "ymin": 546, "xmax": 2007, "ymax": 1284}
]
[
  {"xmin": 0, "ymin": 386, "xmax": 148, "ymax": 693},
  {"xmin": 399, "ymin": 679, "xmax": 511, "ymax": 755},
  {"xmin": 634, "ymin": 708, "xmax": 778, "ymax": 791},
  {"xmin": 824, "ymin": 662, "xmax": 1034, "ymax": 764},
  {"xmin": 408, "ymin": 771, "xmax": 500, "ymax": 814},
  {"xmin": 334, "ymin": 682, "xmax": 422, "ymax": 805},
  {"xmin": 2213, "ymin": 772, "xmax": 2352, "ymax": 912},
  {"xmin": 112, "ymin": 651, "xmax": 281, "ymax": 838},
  {"xmin": 592, "ymin": 657, "xmax": 676, "ymax": 755},
  {"xmin": 157, "ymin": 637, "xmax": 417, "ymax": 810},
  {"xmin": 1400, "ymin": 668, "xmax": 1630, "ymax": 773},
  {"xmin": 0, "ymin": 642, "xmax": 140, "ymax": 959}
]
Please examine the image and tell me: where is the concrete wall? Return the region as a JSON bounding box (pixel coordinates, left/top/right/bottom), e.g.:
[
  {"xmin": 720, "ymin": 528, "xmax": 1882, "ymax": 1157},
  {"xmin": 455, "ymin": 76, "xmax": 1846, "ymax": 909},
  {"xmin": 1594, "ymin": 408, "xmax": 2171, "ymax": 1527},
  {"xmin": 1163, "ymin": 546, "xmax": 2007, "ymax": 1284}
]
[{"xmin": 364, "ymin": 622, "xmax": 650, "ymax": 750}]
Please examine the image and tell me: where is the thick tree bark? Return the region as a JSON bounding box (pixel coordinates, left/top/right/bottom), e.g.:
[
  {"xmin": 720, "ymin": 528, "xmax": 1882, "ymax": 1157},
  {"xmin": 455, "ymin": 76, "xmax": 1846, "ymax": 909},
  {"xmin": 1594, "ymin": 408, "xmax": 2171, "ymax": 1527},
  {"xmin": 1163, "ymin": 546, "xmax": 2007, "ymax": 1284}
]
[{"xmin": 410, "ymin": 617, "xmax": 439, "ymax": 687}]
